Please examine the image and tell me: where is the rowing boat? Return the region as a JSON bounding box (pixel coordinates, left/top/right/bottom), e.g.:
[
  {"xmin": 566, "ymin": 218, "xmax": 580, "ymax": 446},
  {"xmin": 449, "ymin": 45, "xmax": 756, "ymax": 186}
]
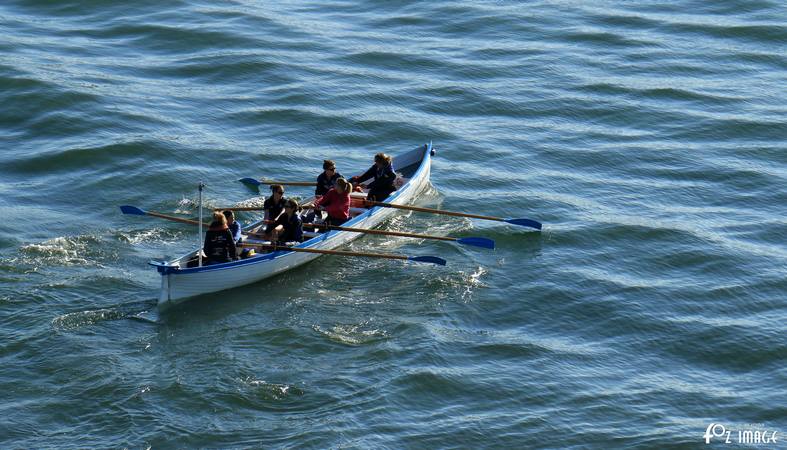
[{"xmin": 150, "ymin": 142, "xmax": 434, "ymax": 308}]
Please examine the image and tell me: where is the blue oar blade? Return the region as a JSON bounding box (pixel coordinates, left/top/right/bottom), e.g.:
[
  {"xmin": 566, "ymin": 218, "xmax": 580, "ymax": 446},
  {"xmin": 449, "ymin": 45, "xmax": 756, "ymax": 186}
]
[
  {"xmin": 505, "ymin": 217, "xmax": 542, "ymax": 230},
  {"xmin": 238, "ymin": 177, "xmax": 262, "ymax": 188},
  {"xmin": 456, "ymin": 237, "xmax": 495, "ymax": 249},
  {"xmin": 408, "ymin": 255, "xmax": 447, "ymax": 266},
  {"xmin": 120, "ymin": 205, "xmax": 146, "ymax": 216}
]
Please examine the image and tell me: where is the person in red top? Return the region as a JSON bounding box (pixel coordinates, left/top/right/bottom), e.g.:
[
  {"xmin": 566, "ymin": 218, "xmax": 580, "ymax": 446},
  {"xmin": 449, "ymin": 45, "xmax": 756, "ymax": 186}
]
[{"xmin": 313, "ymin": 178, "xmax": 352, "ymax": 226}]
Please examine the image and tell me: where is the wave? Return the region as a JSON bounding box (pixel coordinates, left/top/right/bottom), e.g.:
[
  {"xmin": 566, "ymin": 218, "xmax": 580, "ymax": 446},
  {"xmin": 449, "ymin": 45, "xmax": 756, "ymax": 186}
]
[
  {"xmin": 312, "ymin": 323, "xmax": 388, "ymax": 346},
  {"xmin": 19, "ymin": 235, "xmax": 109, "ymax": 267},
  {"xmin": 51, "ymin": 298, "xmax": 157, "ymax": 330},
  {"xmin": 5, "ymin": 141, "xmax": 180, "ymax": 175}
]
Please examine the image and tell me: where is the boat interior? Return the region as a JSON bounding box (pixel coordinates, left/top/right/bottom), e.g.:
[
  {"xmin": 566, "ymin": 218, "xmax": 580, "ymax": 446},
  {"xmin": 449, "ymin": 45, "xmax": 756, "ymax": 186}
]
[{"xmin": 174, "ymin": 147, "xmax": 427, "ymax": 268}]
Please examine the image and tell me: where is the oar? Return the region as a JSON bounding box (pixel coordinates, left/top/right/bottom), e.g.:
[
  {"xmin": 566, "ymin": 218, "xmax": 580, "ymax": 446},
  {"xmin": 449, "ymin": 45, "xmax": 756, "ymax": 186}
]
[
  {"xmin": 364, "ymin": 200, "xmax": 542, "ymax": 230},
  {"xmin": 218, "ymin": 200, "xmax": 541, "ymax": 230},
  {"xmin": 239, "ymin": 242, "xmax": 446, "ymax": 266},
  {"xmin": 213, "ymin": 206, "xmax": 270, "ymax": 212},
  {"xmin": 239, "ymin": 178, "xmax": 316, "ymax": 188},
  {"xmin": 217, "ymin": 197, "xmax": 317, "ymax": 212},
  {"xmin": 119, "ymin": 205, "xmax": 206, "ymax": 226},
  {"xmin": 303, "ymin": 223, "xmax": 495, "ymax": 249},
  {"xmin": 241, "ymin": 220, "xmax": 493, "ymax": 250}
]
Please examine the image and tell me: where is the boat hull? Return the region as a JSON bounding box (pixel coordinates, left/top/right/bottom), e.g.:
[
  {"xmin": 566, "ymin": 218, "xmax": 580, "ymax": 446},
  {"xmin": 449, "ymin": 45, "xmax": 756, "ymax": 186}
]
[{"xmin": 155, "ymin": 143, "xmax": 433, "ymax": 308}]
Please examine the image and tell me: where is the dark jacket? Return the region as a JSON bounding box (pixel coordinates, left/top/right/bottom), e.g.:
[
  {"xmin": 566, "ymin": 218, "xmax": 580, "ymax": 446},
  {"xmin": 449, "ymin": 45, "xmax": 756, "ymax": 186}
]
[
  {"xmin": 264, "ymin": 196, "xmax": 285, "ymax": 221},
  {"xmin": 356, "ymin": 162, "xmax": 396, "ymax": 201},
  {"xmin": 228, "ymin": 221, "xmax": 242, "ymax": 243},
  {"xmin": 203, "ymin": 225, "xmax": 237, "ymax": 264},
  {"xmin": 316, "ymin": 171, "xmax": 343, "ymax": 196},
  {"xmin": 274, "ymin": 213, "xmax": 303, "ymax": 243}
]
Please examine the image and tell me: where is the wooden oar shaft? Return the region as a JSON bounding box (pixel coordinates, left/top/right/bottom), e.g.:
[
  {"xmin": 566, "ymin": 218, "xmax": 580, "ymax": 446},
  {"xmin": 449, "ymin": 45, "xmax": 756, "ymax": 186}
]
[
  {"xmin": 318, "ymin": 224, "xmax": 455, "ymax": 241},
  {"xmin": 262, "ymin": 180, "xmax": 316, "ymax": 186},
  {"xmin": 147, "ymin": 211, "xmax": 204, "ymax": 226},
  {"xmin": 239, "ymin": 242, "xmax": 408, "ymax": 261},
  {"xmin": 214, "ymin": 206, "xmax": 266, "ymax": 212},
  {"xmin": 216, "ymin": 197, "xmax": 316, "ymax": 212},
  {"xmin": 215, "ymin": 205, "xmax": 313, "ymax": 212},
  {"xmin": 245, "ymin": 222, "xmax": 454, "ymax": 242},
  {"xmin": 367, "ymin": 200, "xmax": 504, "ymax": 222}
]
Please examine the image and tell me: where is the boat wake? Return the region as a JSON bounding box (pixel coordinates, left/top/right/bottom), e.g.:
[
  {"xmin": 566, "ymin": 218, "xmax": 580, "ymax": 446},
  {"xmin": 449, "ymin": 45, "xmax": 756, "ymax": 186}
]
[
  {"xmin": 463, "ymin": 266, "xmax": 488, "ymax": 301},
  {"xmin": 174, "ymin": 196, "xmax": 199, "ymax": 214},
  {"xmin": 130, "ymin": 309, "xmax": 160, "ymax": 323},
  {"xmin": 239, "ymin": 377, "xmax": 304, "ymax": 400},
  {"xmin": 174, "ymin": 194, "xmax": 267, "ymax": 215},
  {"xmin": 19, "ymin": 235, "xmax": 108, "ymax": 267},
  {"xmin": 312, "ymin": 323, "xmax": 388, "ymax": 346},
  {"xmin": 51, "ymin": 300, "xmax": 159, "ymax": 331},
  {"xmin": 420, "ymin": 265, "xmax": 489, "ymax": 303},
  {"xmin": 228, "ymin": 196, "xmax": 266, "ymax": 209},
  {"xmin": 115, "ymin": 227, "xmax": 183, "ymax": 245}
]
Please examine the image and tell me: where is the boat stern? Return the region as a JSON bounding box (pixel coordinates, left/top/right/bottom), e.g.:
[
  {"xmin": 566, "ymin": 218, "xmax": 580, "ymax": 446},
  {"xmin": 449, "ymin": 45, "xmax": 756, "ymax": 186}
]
[{"xmin": 149, "ymin": 260, "xmax": 178, "ymax": 306}]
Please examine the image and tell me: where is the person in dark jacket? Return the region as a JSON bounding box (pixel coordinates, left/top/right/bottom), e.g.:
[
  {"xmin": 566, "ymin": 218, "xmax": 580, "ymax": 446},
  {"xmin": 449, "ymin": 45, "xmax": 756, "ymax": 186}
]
[
  {"xmin": 263, "ymin": 184, "xmax": 286, "ymax": 236},
  {"xmin": 315, "ymin": 160, "xmax": 343, "ymax": 197},
  {"xmin": 203, "ymin": 212, "xmax": 237, "ymax": 265},
  {"xmin": 351, "ymin": 152, "xmax": 396, "ymax": 201},
  {"xmin": 271, "ymin": 199, "xmax": 303, "ymax": 244},
  {"xmin": 222, "ymin": 210, "xmax": 242, "ymax": 243}
]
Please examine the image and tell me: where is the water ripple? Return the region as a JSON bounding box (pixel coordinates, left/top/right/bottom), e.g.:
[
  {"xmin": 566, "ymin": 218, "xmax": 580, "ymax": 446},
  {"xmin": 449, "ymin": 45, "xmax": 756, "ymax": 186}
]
[{"xmin": 1, "ymin": 0, "xmax": 785, "ymax": 447}]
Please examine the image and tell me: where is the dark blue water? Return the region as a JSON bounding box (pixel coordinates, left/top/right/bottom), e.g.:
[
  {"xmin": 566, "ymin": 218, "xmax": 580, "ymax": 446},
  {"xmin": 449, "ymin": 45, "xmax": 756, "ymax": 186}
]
[{"xmin": 1, "ymin": 0, "xmax": 785, "ymax": 448}]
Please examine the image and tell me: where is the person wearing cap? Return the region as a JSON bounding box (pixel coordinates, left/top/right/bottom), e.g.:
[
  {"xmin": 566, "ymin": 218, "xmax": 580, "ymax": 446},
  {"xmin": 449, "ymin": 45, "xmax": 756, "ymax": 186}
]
[
  {"xmin": 270, "ymin": 199, "xmax": 303, "ymax": 244},
  {"xmin": 315, "ymin": 159, "xmax": 343, "ymax": 197},
  {"xmin": 350, "ymin": 152, "xmax": 396, "ymax": 201}
]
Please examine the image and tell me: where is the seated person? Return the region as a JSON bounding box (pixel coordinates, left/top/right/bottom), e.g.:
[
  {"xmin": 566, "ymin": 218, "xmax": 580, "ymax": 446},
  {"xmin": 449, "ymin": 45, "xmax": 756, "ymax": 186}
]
[
  {"xmin": 351, "ymin": 152, "xmax": 396, "ymax": 201},
  {"xmin": 263, "ymin": 184, "xmax": 286, "ymax": 236},
  {"xmin": 315, "ymin": 159, "xmax": 343, "ymax": 197},
  {"xmin": 222, "ymin": 209, "xmax": 242, "ymax": 243},
  {"xmin": 313, "ymin": 178, "xmax": 351, "ymax": 226},
  {"xmin": 203, "ymin": 212, "xmax": 237, "ymax": 265},
  {"xmin": 270, "ymin": 199, "xmax": 303, "ymax": 244}
]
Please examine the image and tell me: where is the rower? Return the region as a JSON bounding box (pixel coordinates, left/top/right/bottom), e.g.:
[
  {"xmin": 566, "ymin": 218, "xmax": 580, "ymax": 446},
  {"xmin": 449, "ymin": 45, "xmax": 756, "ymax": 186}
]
[
  {"xmin": 270, "ymin": 199, "xmax": 303, "ymax": 244},
  {"xmin": 262, "ymin": 184, "xmax": 286, "ymax": 238},
  {"xmin": 222, "ymin": 209, "xmax": 242, "ymax": 243},
  {"xmin": 315, "ymin": 159, "xmax": 343, "ymax": 197},
  {"xmin": 204, "ymin": 212, "xmax": 238, "ymax": 265},
  {"xmin": 313, "ymin": 178, "xmax": 351, "ymax": 226},
  {"xmin": 351, "ymin": 152, "xmax": 396, "ymax": 201}
]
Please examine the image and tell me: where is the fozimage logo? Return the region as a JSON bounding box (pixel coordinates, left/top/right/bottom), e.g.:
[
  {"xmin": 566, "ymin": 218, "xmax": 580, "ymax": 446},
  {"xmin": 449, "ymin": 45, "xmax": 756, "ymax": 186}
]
[{"xmin": 704, "ymin": 423, "xmax": 779, "ymax": 445}]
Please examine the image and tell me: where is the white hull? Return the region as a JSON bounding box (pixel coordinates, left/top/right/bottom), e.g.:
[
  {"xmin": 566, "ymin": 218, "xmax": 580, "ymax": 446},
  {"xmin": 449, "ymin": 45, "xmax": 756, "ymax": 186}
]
[{"xmin": 153, "ymin": 143, "xmax": 433, "ymax": 308}]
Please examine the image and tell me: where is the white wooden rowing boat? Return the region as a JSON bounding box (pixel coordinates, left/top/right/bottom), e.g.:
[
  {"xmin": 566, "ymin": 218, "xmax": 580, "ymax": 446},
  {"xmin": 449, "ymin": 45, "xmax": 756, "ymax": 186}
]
[{"xmin": 150, "ymin": 142, "xmax": 434, "ymax": 308}]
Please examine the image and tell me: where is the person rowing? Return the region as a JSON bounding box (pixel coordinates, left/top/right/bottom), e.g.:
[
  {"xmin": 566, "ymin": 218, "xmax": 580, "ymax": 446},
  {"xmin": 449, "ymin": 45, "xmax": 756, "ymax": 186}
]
[
  {"xmin": 262, "ymin": 184, "xmax": 286, "ymax": 237},
  {"xmin": 203, "ymin": 212, "xmax": 238, "ymax": 265},
  {"xmin": 313, "ymin": 178, "xmax": 352, "ymax": 226},
  {"xmin": 315, "ymin": 159, "xmax": 343, "ymax": 197},
  {"xmin": 222, "ymin": 209, "xmax": 242, "ymax": 243},
  {"xmin": 270, "ymin": 199, "xmax": 303, "ymax": 244},
  {"xmin": 351, "ymin": 152, "xmax": 396, "ymax": 201}
]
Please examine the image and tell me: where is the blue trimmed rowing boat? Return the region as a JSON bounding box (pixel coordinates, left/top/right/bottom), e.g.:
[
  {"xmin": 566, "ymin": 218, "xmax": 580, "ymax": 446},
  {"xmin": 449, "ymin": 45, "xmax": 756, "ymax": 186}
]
[{"xmin": 150, "ymin": 142, "xmax": 434, "ymax": 308}]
